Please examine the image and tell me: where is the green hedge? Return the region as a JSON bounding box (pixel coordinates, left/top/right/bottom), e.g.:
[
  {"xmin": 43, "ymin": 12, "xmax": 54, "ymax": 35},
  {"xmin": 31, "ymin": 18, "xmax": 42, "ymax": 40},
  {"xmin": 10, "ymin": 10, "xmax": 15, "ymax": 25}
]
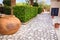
[
  {"xmin": 38, "ymin": 6, "xmax": 43, "ymax": 14},
  {"xmin": 13, "ymin": 6, "xmax": 38, "ymax": 22}
]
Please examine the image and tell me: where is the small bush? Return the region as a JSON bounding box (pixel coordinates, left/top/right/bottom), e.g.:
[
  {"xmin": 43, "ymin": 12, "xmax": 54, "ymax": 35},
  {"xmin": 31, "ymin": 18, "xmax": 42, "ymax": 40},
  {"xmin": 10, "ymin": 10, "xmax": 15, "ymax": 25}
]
[{"xmin": 13, "ymin": 6, "xmax": 38, "ymax": 22}]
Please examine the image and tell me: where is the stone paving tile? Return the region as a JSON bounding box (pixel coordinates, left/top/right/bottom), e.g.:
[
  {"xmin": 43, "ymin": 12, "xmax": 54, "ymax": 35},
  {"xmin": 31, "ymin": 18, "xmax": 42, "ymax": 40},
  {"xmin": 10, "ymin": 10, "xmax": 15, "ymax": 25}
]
[
  {"xmin": 55, "ymin": 28, "xmax": 60, "ymax": 40},
  {"xmin": 0, "ymin": 13, "xmax": 58, "ymax": 40},
  {"xmin": 52, "ymin": 16, "xmax": 60, "ymax": 40}
]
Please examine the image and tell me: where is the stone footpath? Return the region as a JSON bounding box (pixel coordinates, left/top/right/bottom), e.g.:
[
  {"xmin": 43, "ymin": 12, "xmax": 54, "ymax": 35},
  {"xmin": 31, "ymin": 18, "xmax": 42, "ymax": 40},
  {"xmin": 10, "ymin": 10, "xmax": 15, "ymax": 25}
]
[{"xmin": 0, "ymin": 13, "xmax": 58, "ymax": 40}]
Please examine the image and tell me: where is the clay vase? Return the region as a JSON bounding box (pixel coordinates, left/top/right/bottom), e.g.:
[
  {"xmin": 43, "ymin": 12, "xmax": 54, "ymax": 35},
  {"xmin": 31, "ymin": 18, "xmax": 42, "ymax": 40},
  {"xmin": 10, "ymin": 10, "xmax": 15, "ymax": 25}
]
[{"xmin": 0, "ymin": 14, "xmax": 21, "ymax": 35}]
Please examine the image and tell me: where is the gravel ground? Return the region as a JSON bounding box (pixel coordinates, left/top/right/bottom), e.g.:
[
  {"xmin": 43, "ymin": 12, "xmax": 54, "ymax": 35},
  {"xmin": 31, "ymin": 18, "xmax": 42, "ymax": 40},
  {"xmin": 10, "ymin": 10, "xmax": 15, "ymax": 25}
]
[{"xmin": 0, "ymin": 13, "xmax": 58, "ymax": 40}]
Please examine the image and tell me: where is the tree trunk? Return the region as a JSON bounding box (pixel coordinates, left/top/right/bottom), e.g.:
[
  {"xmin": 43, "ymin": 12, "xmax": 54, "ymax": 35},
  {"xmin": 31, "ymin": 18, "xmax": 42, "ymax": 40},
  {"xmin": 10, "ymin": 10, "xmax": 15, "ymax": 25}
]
[{"xmin": 30, "ymin": 0, "xmax": 33, "ymax": 5}]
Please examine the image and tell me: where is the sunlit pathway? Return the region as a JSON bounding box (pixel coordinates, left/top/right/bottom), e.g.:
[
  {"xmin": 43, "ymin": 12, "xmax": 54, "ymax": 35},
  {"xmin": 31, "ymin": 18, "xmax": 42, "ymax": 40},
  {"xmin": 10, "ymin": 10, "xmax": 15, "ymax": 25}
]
[{"xmin": 0, "ymin": 13, "xmax": 58, "ymax": 40}]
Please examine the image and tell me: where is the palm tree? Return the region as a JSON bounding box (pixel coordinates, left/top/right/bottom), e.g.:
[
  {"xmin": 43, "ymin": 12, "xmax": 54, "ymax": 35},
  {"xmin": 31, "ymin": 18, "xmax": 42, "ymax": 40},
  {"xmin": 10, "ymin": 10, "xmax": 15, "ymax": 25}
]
[
  {"xmin": 39, "ymin": 0, "xmax": 46, "ymax": 6},
  {"xmin": 25, "ymin": 0, "xmax": 29, "ymax": 4}
]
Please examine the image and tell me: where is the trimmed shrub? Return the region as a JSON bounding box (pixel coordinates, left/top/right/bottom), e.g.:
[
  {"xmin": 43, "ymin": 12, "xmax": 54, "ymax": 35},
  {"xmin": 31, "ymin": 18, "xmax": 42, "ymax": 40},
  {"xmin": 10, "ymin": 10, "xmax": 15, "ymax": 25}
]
[
  {"xmin": 38, "ymin": 7, "xmax": 43, "ymax": 14},
  {"xmin": 13, "ymin": 6, "xmax": 38, "ymax": 22}
]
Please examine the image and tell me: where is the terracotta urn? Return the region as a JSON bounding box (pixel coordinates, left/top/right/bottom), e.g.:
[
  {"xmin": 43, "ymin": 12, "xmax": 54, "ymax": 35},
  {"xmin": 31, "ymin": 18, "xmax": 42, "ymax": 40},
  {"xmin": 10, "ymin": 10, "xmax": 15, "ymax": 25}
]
[{"xmin": 0, "ymin": 14, "xmax": 21, "ymax": 35}]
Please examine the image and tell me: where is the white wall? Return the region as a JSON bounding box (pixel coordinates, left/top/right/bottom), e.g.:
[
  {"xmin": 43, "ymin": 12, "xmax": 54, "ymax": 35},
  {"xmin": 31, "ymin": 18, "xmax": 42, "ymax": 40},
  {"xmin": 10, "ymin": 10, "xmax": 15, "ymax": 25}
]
[{"xmin": 51, "ymin": 0, "xmax": 60, "ymax": 17}]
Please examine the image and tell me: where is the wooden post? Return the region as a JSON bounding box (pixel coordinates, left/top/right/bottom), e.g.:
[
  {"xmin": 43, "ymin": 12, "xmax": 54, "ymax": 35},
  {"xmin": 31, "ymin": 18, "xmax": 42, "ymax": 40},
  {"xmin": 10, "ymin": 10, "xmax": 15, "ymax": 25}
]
[
  {"xmin": 11, "ymin": 0, "xmax": 16, "ymax": 6},
  {"xmin": 10, "ymin": 0, "xmax": 16, "ymax": 15}
]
